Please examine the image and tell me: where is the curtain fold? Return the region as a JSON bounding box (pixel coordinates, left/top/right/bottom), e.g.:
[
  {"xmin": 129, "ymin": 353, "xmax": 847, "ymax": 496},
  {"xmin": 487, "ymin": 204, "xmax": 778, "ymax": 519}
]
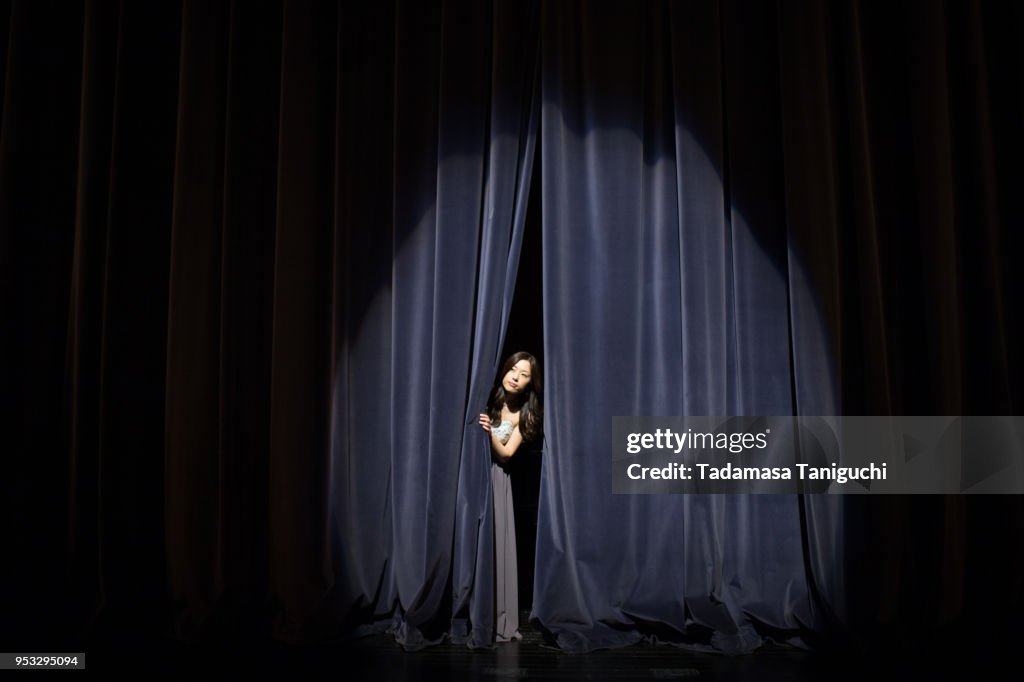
[
  {"xmin": 333, "ymin": 0, "xmax": 540, "ymax": 649},
  {"xmin": 164, "ymin": 0, "xmax": 231, "ymax": 638},
  {"xmin": 535, "ymin": 0, "xmax": 812, "ymax": 653},
  {"xmin": 265, "ymin": 0, "xmax": 339, "ymax": 639},
  {"xmin": 67, "ymin": 0, "xmax": 182, "ymax": 642},
  {"xmin": 450, "ymin": 0, "xmax": 540, "ymax": 647}
]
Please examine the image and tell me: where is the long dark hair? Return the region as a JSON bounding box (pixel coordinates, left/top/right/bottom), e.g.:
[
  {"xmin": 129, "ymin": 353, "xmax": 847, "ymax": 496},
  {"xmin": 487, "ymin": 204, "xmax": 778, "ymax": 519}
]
[{"xmin": 487, "ymin": 351, "xmax": 542, "ymax": 442}]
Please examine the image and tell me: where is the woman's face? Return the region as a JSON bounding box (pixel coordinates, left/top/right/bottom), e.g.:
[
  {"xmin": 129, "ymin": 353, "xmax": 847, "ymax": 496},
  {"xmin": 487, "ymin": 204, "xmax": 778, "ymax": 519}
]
[{"xmin": 502, "ymin": 359, "xmax": 533, "ymax": 395}]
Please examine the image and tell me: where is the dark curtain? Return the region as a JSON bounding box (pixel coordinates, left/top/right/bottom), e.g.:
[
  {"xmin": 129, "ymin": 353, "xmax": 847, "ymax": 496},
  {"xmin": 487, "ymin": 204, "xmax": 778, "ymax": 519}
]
[
  {"xmin": 777, "ymin": 0, "xmax": 1024, "ymax": 654},
  {"xmin": 2, "ymin": 0, "xmax": 538, "ymax": 652},
  {"xmin": 3, "ymin": 0, "xmax": 1022, "ymax": 661},
  {"xmin": 536, "ymin": 0, "xmax": 1022, "ymax": 655}
]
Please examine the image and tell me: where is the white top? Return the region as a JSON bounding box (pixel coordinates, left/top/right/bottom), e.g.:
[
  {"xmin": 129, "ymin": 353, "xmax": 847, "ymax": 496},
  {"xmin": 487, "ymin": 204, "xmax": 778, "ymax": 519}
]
[{"xmin": 492, "ymin": 420, "xmax": 514, "ymax": 444}]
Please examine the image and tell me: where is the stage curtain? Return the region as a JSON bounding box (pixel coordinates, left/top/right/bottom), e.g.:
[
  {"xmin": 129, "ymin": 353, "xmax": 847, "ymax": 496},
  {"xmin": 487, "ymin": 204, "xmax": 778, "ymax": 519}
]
[
  {"xmin": 333, "ymin": 0, "xmax": 539, "ymax": 649},
  {"xmin": 1, "ymin": 0, "xmax": 538, "ymax": 650},
  {"xmin": 533, "ymin": 0, "xmax": 1022, "ymax": 653},
  {"xmin": 2, "ymin": 0, "xmax": 1021, "ymax": 658},
  {"xmin": 537, "ymin": 0, "xmax": 813, "ymax": 652}
]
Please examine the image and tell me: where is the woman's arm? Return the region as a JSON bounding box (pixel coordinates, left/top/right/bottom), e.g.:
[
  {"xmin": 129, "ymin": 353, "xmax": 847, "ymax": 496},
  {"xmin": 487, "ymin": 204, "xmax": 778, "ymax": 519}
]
[
  {"xmin": 479, "ymin": 413, "xmax": 525, "ymax": 462},
  {"xmin": 489, "ymin": 426, "xmax": 524, "ymax": 463}
]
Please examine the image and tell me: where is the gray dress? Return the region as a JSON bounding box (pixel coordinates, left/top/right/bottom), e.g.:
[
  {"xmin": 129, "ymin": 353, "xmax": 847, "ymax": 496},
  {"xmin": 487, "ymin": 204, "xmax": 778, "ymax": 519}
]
[{"xmin": 491, "ymin": 420, "xmax": 522, "ymax": 642}]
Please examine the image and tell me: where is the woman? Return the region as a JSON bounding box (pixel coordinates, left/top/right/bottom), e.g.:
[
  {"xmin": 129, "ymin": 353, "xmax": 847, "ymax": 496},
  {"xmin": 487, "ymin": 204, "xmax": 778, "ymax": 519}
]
[{"xmin": 478, "ymin": 351, "xmax": 542, "ymax": 642}]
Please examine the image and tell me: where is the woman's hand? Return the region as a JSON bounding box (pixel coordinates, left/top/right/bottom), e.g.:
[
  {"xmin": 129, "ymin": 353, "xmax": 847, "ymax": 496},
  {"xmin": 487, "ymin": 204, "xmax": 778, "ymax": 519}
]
[{"xmin": 479, "ymin": 413, "xmax": 493, "ymax": 433}]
